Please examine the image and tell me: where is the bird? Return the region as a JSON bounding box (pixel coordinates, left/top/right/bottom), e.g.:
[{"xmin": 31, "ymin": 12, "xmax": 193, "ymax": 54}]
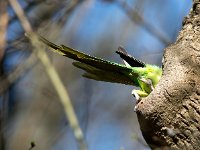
[{"xmin": 36, "ymin": 35, "xmax": 162, "ymax": 106}]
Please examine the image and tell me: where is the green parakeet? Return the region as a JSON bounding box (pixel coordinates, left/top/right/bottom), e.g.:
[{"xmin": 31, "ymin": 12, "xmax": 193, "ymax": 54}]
[{"xmin": 38, "ymin": 36, "xmax": 162, "ymax": 103}]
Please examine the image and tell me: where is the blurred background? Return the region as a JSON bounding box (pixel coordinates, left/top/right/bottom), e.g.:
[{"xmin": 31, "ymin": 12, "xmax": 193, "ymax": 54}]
[{"xmin": 0, "ymin": 0, "xmax": 191, "ymax": 150}]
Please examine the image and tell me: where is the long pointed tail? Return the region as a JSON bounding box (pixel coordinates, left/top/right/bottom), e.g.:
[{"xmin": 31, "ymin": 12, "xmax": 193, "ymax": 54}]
[
  {"xmin": 27, "ymin": 35, "xmax": 137, "ymax": 85},
  {"xmin": 25, "ymin": 33, "xmax": 62, "ymax": 50},
  {"xmin": 38, "ymin": 35, "xmax": 62, "ymax": 50}
]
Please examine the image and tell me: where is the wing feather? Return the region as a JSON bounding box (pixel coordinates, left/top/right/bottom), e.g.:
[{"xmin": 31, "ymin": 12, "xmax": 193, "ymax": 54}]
[
  {"xmin": 73, "ymin": 62, "xmax": 136, "ymax": 85},
  {"xmin": 39, "ymin": 36, "xmax": 140, "ymax": 86},
  {"xmin": 116, "ymin": 46, "xmax": 145, "ymax": 67}
]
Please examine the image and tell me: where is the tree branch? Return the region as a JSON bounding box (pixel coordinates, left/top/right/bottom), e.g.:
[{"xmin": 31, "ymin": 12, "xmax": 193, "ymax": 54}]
[
  {"xmin": 0, "ymin": 1, "xmax": 8, "ymax": 62},
  {"xmin": 136, "ymin": 0, "xmax": 200, "ymax": 149},
  {"xmin": 117, "ymin": 0, "xmax": 171, "ymax": 45},
  {"xmin": 8, "ymin": 0, "xmax": 87, "ymax": 149}
]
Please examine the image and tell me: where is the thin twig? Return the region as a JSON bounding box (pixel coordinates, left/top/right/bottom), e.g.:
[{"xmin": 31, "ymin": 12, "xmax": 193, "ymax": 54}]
[
  {"xmin": 0, "ymin": 1, "xmax": 9, "ymax": 61},
  {"xmin": 0, "ymin": 1, "xmax": 9, "ymax": 149},
  {"xmin": 117, "ymin": 0, "xmax": 171, "ymax": 45},
  {"xmin": 0, "ymin": 52, "xmax": 38, "ymax": 94},
  {"xmin": 56, "ymin": 0, "xmax": 80, "ymax": 25},
  {"xmin": 8, "ymin": 0, "xmax": 87, "ymax": 149}
]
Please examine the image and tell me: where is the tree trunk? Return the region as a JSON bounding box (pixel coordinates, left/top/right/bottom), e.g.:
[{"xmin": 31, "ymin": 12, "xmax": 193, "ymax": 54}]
[{"xmin": 136, "ymin": 0, "xmax": 200, "ymax": 149}]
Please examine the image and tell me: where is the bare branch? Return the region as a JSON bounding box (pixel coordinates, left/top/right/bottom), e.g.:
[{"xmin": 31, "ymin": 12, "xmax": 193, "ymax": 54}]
[
  {"xmin": 0, "ymin": 1, "xmax": 9, "ymax": 149},
  {"xmin": 0, "ymin": 52, "xmax": 38, "ymax": 94},
  {"xmin": 8, "ymin": 0, "xmax": 87, "ymax": 149},
  {"xmin": 0, "ymin": 1, "xmax": 9, "ymax": 61},
  {"xmin": 117, "ymin": 0, "xmax": 171, "ymax": 45},
  {"xmin": 136, "ymin": 1, "xmax": 200, "ymax": 149}
]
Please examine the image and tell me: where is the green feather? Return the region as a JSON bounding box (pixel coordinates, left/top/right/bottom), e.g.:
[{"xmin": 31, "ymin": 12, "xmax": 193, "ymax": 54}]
[
  {"xmin": 38, "ymin": 36, "xmax": 141, "ymax": 85},
  {"xmin": 73, "ymin": 62, "xmax": 136, "ymax": 85},
  {"xmin": 38, "ymin": 35, "xmax": 162, "ymax": 98}
]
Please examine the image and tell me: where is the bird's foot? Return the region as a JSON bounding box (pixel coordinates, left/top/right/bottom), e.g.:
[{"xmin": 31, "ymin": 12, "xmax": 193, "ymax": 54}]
[
  {"xmin": 131, "ymin": 90, "xmax": 141, "ymax": 102},
  {"xmin": 131, "ymin": 89, "xmax": 149, "ymax": 111},
  {"xmin": 140, "ymin": 78, "xmax": 154, "ymax": 91},
  {"xmin": 132, "ymin": 90, "xmax": 142, "ymax": 111}
]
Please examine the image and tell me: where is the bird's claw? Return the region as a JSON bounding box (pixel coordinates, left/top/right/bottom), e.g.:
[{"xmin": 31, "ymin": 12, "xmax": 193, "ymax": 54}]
[
  {"xmin": 132, "ymin": 79, "xmax": 155, "ymax": 111},
  {"xmin": 140, "ymin": 78, "xmax": 154, "ymax": 91},
  {"xmin": 131, "ymin": 90, "xmax": 141, "ymax": 101},
  {"xmin": 131, "ymin": 90, "xmax": 141, "ymax": 111}
]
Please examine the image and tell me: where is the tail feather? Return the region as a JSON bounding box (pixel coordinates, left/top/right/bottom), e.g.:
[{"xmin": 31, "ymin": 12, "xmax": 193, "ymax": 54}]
[
  {"xmin": 39, "ymin": 35, "xmax": 62, "ymax": 50},
  {"xmin": 37, "ymin": 36, "xmax": 141, "ymax": 86}
]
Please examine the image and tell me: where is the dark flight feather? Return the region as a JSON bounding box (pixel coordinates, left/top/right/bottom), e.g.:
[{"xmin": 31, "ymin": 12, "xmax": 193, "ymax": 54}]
[{"xmin": 116, "ymin": 46, "xmax": 145, "ymax": 67}]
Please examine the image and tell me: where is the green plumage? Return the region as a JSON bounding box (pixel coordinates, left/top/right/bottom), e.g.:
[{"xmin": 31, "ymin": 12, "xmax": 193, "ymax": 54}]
[{"xmin": 38, "ymin": 36, "xmax": 162, "ymax": 98}]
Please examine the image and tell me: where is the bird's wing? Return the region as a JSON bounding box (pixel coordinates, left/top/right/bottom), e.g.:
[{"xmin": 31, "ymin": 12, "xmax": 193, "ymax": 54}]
[{"xmin": 38, "ymin": 36, "xmax": 140, "ymax": 86}]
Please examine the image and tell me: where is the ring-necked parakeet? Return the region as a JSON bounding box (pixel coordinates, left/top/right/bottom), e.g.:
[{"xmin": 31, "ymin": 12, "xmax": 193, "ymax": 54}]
[{"xmin": 37, "ymin": 36, "xmax": 162, "ymax": 104}]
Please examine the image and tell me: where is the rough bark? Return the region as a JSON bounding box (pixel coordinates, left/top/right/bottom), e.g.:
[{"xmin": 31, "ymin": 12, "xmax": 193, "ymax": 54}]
[{"xmin": 136, "ymin": 0, "xmax": 200, "ymax": 149}]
